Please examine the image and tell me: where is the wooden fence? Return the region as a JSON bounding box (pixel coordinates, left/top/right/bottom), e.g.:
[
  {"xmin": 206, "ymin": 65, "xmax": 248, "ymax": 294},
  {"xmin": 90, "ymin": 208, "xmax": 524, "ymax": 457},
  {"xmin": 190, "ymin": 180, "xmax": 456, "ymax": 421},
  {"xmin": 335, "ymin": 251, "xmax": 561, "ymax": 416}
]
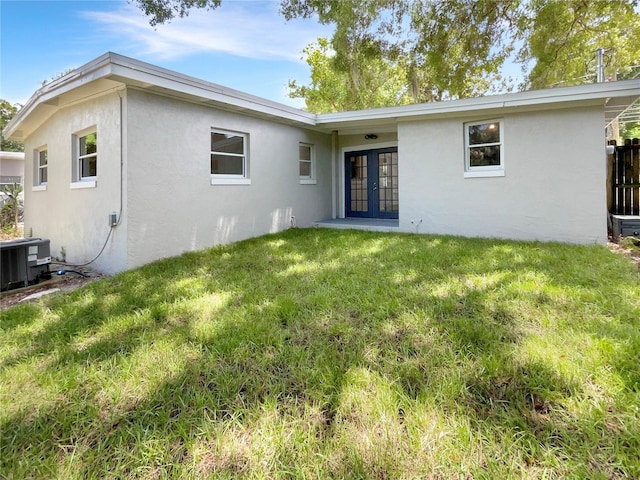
[{"xmin": 608, "ymin": 138, "xmax": 640, "ymax": 215}]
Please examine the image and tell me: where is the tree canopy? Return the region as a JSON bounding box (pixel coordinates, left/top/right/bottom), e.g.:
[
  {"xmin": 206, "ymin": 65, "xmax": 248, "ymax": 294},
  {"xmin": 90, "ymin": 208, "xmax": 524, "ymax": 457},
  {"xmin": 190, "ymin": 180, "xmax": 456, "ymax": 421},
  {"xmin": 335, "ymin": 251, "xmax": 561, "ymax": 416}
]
[
  {"xmin": 133, "ymin": 0, "xmax": 640, "ymax": 112},
  {"xmin": 0, "ymin": 100, "xmax": 23, "ymax": 152}
]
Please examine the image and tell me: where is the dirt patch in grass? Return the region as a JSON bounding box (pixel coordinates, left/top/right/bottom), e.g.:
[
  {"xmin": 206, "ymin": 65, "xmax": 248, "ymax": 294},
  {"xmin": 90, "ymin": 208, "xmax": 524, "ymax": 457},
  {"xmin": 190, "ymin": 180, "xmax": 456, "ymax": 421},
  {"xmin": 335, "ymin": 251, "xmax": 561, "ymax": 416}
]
[
  {"xmin": 0, "ymin": 265, "xmax": 104, "ymax": 311},
  {"xmin": 608, "ymin": 238, "xmax": 640, "ymax": 270}
]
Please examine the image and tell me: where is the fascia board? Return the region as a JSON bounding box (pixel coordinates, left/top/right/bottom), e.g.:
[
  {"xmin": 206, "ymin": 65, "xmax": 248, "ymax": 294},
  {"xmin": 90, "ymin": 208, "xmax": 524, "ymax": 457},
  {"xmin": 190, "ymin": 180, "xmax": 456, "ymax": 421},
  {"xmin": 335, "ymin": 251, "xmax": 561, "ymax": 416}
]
[
  {"xmin": 4, "ymin": 53, "xmax": 115, "ymax": 139},
  {"xmin": 316, "ymin": 79, "xmax": 640, "ymax": 126},
  {"xmin": 106, "ymin": 54, "xmax": 317, "ymax": 126},
  {"xmin": 5, "ymin": 52, "xmax": 317, "ymax": 140}
]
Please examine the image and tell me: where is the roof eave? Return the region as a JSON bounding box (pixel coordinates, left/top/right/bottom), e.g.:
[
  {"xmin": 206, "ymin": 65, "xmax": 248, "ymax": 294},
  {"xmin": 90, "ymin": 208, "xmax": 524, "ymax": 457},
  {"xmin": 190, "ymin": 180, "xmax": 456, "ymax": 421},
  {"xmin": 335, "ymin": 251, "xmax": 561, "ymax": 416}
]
[
  {"xmin": 316, "ymin": 79, "xmax": 640, "ymax": 129},
  {"xmin": 5, "ymin": 52, "xmax": 318, "ymax": 141}
]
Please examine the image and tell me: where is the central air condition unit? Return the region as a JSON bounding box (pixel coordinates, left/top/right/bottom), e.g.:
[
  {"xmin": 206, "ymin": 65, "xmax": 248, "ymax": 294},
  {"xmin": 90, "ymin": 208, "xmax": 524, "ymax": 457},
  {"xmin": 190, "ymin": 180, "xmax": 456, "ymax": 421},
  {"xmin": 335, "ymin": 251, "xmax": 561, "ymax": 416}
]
[{"xmin": 0, "ymin": 238, "xmax": 52, "ymax": 291}]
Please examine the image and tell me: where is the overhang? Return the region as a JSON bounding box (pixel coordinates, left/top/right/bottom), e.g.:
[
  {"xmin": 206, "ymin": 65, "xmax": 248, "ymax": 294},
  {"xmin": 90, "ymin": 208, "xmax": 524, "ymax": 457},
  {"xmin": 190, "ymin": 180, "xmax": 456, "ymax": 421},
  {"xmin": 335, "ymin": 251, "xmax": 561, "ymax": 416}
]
[
  {"xmin": 4, "ymin": 52, "xmax": 317, "ymax": 141},
  {"xmin": 4, "ymin": 52, "xmax": 639, "ymax": 141},
  {"xmin": 316, "ymin": 79, "xmax": 640, "ymax": 134}
]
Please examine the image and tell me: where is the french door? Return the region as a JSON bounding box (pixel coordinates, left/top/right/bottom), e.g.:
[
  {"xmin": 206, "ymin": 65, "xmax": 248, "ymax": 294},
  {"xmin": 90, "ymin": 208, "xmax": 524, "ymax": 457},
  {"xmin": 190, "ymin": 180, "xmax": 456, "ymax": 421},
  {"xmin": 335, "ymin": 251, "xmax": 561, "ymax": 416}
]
[{"xmin": 345, "ymin": 147, "xmax": 398, "ymax": 219}]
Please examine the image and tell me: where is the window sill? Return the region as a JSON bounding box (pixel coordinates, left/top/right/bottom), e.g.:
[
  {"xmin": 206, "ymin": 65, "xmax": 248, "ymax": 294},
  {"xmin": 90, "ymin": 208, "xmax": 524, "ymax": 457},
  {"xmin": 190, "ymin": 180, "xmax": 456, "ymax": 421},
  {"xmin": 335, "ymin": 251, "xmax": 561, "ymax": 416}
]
[
  {"xmin": 300, "ymin": 179, "xmax": 317, "ymax": 185},
  {"xmin": 32, "ymin": 185, "xmax": 47, "ymax": 192},
  {"xmin": 210, "ymin": 177, "xmax": 251, "ymax": 186},
  {"xmin": 464, "ymin": 170, "xmax": 505, "ymax": 179},
  {"xmin": 70, "ymin": 180, "xmax": 97, "ymax": 189}
]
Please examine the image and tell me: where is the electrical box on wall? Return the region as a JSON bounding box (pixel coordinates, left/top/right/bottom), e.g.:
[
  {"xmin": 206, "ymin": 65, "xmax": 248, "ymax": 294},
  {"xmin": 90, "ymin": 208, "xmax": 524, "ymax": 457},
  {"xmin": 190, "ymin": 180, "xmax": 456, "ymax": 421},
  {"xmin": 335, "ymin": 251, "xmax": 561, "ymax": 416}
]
[{"xmin": 109, "ymin": 212, "xmax": 118, "ymax": 227}]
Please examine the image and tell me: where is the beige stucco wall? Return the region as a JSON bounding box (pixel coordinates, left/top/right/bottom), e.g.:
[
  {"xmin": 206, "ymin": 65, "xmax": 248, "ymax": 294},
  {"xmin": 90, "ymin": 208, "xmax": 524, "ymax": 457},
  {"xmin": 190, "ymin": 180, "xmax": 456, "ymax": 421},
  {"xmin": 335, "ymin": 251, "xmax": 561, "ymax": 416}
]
[
  {"xmin": 397, "ymin": 105, "xmax": 607, "ymax": 244},
  {"xmin": 22, "ymin": 91, "xmax": 128, "ymax": 273},
  {"xmin": 125, "ymin": 89, "xmax": 332, "ymax": 270}
]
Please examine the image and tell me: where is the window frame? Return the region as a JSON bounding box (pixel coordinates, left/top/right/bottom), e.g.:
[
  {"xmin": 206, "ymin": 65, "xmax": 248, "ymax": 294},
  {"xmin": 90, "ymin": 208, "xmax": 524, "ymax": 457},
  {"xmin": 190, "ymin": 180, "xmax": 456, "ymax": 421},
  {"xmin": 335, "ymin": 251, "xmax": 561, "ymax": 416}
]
[
  {"xmin": 299, "ymin": 142, "xmax": 316, "ymax": 185},
  {"xmin": 70, "ymin": 127, "xmax": 98, "ymax": 188},
  {"xmin": 34, "ymin": 146, "xmax": 48, "ymax": 189},
  {"xmin": 464, "ymin": 119, "xmax": 505, "ymax": 178},
  {"xmin": 78, "ymin": 131, "xmax": 98, "ymax": 180},
  {"xmin": 210, "ymin": 128, "xmax": 250, "ymax": 185}
]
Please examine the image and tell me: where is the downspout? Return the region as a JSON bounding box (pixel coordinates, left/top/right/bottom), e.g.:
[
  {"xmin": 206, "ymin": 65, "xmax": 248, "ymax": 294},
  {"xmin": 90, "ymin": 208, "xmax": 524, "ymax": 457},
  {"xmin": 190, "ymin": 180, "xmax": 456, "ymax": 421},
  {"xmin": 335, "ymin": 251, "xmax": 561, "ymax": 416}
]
[
  {"xmin": 331, "ymin": 130, "xmax": 338, "ymax": 219},
  {"xmin": 115, "ymin": 89, "xmax": 124, "ymax": 226}
]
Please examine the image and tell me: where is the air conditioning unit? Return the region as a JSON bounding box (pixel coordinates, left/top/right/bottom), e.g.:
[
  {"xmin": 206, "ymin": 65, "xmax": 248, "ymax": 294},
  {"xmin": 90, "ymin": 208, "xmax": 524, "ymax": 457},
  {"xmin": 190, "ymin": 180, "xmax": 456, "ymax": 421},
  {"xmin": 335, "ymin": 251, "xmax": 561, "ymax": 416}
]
[
  {"xmin": 0, "ymin": 238, "xmax": 52, "ymax": 291},
  {"xmin": 610, "ymin": 215, "xmax": 640, "ymax": 240}
]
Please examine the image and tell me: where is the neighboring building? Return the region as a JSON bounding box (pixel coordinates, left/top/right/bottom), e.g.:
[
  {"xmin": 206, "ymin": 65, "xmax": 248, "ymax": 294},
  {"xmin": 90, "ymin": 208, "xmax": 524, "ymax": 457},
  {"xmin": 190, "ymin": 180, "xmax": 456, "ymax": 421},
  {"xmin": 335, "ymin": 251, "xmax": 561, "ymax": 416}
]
[
  {"xmin": 0, "ymin": 151, "xmax": 25, "ymax": 191},
  {"xmin": 4, "ymin": 53, "xmax": 639, "ymax": 274}
]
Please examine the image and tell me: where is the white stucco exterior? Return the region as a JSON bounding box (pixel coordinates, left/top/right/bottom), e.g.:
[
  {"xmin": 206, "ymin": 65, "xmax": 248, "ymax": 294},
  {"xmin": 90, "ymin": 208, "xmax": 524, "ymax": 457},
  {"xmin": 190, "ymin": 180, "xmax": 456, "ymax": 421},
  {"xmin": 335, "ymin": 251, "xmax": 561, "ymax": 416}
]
[
  {"xmin": 125, "ymin": 89, "xmax": 332, "ymax": 270},
  {"xmin": 396, "ymin": 105, "xmax": 607, "ymax": 243},
  {"xmin": 5, "ymin": 53, "xmax": 638, "ymax": 274},
  {"xmin": 22, "ymin": 91, "xmax": 128, "ymax": 273}
]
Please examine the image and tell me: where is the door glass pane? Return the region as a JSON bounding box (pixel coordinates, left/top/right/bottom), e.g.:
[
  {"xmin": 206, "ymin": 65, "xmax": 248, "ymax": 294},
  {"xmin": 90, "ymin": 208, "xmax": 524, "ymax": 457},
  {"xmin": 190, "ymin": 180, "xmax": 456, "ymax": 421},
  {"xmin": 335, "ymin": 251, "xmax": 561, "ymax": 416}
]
[
  {"xmin": 350, "ymin": 155, "xmax": 368, "ymax": 212},
  {"xmin": 378, "ymin": 151, "xmax": 398, "ymax": 213}
]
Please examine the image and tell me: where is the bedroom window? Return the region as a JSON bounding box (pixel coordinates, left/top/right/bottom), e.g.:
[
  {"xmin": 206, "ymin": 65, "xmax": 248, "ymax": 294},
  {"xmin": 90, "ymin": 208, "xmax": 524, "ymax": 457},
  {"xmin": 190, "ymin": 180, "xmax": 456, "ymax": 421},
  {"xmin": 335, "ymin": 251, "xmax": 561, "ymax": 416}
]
[
  {"xmin": 464, "ymin": 120, "xmax": 504, "ymax": 178},
  {"xmin": 299, "ymin": 143, "xmax": 316, "ymax": 184},
  {"xmin": 211, "ymin": 129, "xmax": 250, "ymax": 185},
  {"xmin": 37, "ymin": 148, "xmax": 48, "ymax": 185}
]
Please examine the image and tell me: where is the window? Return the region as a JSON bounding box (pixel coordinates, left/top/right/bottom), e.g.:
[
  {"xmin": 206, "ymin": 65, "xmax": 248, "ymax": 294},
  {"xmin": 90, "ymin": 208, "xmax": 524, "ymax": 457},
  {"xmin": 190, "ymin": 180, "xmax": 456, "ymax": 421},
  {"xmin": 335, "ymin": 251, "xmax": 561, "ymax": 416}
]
[
  {"xmin": 77, "ymin": 131, "xmax": 97, "ymax": 180},
  {"xmin": 299, "ymin": 143, "xmax": 316, "ymax": 184},
  {"xmin": 464, "ymin": 120, "xmax": 504, "ymax": 178},
  {"xmin": 211, "ymin": 129, "xmax": 249, "ymax": 185},
  {"xmin": 35, "ymin": 147, "xmax": 47, "ymax": 186}
]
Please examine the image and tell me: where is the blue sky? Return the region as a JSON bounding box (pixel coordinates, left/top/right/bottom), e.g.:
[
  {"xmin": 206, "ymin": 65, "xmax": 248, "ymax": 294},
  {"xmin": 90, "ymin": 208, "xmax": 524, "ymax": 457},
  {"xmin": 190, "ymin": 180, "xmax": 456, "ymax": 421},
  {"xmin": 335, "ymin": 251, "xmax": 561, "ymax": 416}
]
[{"xmin": 1, "ymin": 0, "xmax": 332, "ymax": 108}]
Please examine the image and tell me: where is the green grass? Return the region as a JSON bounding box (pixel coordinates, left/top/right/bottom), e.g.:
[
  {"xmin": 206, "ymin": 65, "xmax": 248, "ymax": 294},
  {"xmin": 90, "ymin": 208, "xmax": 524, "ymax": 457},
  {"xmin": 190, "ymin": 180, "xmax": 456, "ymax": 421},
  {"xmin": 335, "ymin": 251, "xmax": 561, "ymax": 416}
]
[{"xmin": 1, "ymin": 228, "xmax": 639, "ymax": 479}]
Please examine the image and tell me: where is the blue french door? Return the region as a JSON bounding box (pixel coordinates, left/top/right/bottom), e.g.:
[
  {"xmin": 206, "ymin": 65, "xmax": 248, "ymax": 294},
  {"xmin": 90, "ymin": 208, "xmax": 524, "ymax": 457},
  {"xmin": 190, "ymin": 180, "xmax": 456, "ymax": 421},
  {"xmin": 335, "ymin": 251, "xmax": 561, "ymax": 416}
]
[{"xmin": 345, "ymin": 148, "xmax": 398, "ymax": 219}]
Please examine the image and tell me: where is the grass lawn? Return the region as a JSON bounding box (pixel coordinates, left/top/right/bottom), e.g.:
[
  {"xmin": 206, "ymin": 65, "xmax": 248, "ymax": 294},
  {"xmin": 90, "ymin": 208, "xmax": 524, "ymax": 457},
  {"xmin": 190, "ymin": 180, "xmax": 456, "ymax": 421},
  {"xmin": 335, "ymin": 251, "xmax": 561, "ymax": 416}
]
[{"xmin": 1, "ymin": 228, "xmax": 639, "ymax": 479}]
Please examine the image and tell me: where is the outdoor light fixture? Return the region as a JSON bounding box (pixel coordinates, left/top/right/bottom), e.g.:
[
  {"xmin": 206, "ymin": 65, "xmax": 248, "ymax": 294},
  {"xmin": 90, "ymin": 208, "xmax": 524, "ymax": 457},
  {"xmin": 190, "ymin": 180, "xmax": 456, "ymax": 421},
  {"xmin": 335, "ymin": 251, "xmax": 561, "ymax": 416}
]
[{"xmin": 365, "ymin": 134, "xmax": 378, "ymax": 140}]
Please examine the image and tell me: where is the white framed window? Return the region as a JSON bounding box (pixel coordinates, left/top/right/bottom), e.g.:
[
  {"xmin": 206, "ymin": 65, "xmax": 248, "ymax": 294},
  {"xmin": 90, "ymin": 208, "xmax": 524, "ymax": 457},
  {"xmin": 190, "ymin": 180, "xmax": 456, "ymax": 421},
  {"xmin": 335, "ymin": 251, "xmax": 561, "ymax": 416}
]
[
  {"xmin": 70, "ymin": 127, "xmax": 98, "ymax": 186},
  {"xmin": 299, "ymin": 143, "xmax": 316, "ymax": 184},
  {"xmin": 464, "ymin": 120, "xmax": 504, "ymax": 178},
  {"xmin": 210, "ymin": 129, "xmax": 250, "ymax": 185},
  {"xmin": 35, "ymin": 147, "xmax": 48, "ymax": 187}
]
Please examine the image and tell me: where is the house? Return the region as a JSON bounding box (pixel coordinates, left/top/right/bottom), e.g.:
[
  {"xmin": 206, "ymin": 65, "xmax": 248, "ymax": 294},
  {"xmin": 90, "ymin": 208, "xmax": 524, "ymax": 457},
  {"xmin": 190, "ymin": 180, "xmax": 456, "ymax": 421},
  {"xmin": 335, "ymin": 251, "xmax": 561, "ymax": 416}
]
[
  {"xmin": 0, "ymin": 151, "xmax": 25, "ymax": 191},
  {"xmin": 4, "ymin": 53, "xmax": 639, "ymax": 274}
]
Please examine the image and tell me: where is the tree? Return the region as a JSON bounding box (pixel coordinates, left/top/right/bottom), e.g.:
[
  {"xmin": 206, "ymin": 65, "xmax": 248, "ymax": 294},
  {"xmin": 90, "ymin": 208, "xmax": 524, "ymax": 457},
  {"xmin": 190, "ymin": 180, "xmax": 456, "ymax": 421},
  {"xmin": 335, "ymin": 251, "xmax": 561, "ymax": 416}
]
[
  {"xmin": 519, "ymin": 0, "xmax": 640, "ymax": 89},
  {"xmin": 288, "ymin": 38, "xmax": 413, "ymax": 113},
  {"xmin": 0, "ymin": 182, "xmax": 23, "ymax": 233},
  {"xmin": 1, "ymin": 99, "xmax": 24, "ymax": 152},
  {"xmin": 132, "ymin": 0, "xmax": 640, "ymax": 112},
  {"xmin": 132, "ymin": 0, "xmax": 221, "ymax": 26},
  {"xmin": 283, "ymin": 0, "xmax": 521, "ymax": 110}
]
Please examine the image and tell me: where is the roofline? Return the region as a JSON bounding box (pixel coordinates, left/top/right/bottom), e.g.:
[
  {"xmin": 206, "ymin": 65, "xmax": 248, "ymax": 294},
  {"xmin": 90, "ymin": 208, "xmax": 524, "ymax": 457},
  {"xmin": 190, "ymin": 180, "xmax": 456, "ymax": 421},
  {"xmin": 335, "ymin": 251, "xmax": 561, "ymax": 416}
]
[
  {"xmin": 104, "ymin": 53, "xmax": 317, "ymax": 125},
  {"xmin": 3, "ymin": 52, "xmax": 115, "ymax": 138},
  {"xmin": 4, "ymin": 52, "xmax": 639, "ymax": 139},
  {"xmin": 4, "ymin": 52, "xmax": 317, "ymax": 138},
  {"xmin": 316, "ymin": 79, "xmax": 640, "ymax": 125}
]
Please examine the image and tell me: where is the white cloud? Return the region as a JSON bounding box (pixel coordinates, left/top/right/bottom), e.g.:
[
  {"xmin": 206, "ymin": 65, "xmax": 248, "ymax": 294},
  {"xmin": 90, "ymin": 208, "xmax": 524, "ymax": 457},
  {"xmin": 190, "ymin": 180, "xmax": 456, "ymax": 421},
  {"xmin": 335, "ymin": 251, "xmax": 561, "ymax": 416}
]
[{"xmin": 81, "ymin": 1, "xmax": 330, "ymax": 62}]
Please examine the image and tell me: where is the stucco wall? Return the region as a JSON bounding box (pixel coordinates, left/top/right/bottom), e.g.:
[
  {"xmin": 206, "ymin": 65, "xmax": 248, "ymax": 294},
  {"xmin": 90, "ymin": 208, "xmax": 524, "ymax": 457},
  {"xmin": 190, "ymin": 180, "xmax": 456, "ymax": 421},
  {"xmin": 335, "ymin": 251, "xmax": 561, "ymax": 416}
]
[
  {"xmin": 397, "ymin": 105, "xmax": 607, "ymax": 244},
  {"xmin": 22, "ymin": 91, "xmax": 128, "ymax": 273},
  {"xmin": 125, "ymin": 89, "xmax": 332, "ymax": 269}
]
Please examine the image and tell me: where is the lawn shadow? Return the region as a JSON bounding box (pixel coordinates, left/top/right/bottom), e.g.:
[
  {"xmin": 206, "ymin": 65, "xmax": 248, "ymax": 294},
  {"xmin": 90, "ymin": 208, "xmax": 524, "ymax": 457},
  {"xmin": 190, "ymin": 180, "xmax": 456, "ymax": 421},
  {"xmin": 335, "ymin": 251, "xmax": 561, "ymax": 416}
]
[{"xmin": 1, "ymin": 228, "xmax": 639, "ymax": 478}]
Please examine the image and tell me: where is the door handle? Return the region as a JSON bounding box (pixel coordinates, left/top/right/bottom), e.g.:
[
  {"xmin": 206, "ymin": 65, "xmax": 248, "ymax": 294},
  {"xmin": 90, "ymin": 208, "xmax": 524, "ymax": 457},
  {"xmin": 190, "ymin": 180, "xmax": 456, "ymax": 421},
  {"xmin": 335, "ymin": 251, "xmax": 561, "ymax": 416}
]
[{"xmin": 372, "ymin": 182, "xmax": 377, "ymax": 191}]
